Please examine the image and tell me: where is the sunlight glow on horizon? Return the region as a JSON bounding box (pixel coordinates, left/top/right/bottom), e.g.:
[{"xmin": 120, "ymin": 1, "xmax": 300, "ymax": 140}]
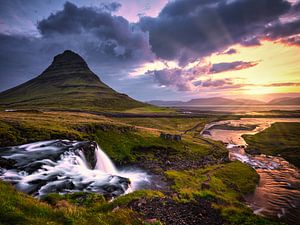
[{"xmin": 130, "ymin": 40, "xmax": 300, "ymax": 99}]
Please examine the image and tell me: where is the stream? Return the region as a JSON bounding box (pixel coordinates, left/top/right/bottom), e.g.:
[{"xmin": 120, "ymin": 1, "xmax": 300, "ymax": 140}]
[{"xmin": 201, "ymin": 118, "xmax": 300, "ymax": 224}]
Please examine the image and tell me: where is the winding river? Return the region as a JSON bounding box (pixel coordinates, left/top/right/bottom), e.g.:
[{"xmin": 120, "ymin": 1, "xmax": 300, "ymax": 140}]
[{"xmin": 201, "ymin": 118, "xmax": 300, "ymax": 224}]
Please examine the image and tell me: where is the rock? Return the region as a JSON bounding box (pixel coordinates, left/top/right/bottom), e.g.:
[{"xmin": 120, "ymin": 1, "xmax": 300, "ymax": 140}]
[
  {"xmin": 79, "ymin": 141, "xmax": 98, "ymax": 169},
  {"xmin": 0, "ymin": 157, "xmax": 16, "ymax": 169},
  {"xmin": 129, "ymin": 197, "xmax": 224, "ymax": 225},
  {"xmin": 202, "ymin": 130, "xmax": 211, "ymax": 135},
  {"xmin": 112, "ymin": 206, "xmax": 120, "ymax": 212},
  {"xmin": 160, "ymin": 132, "xmax": 181, "ymax": 141}
]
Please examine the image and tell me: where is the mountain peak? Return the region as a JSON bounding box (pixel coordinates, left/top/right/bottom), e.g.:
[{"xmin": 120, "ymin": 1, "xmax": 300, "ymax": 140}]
[
  {"xmin": 0, "ymin": 50, "xmax": 146, "ymax": 111},
  {"xmin": 54, "ymin": 50, "xmax": 86, "ymax": 64},
  {"xmin": 41, "ymin": 50, "xmax": 90, "ymax": 77}
]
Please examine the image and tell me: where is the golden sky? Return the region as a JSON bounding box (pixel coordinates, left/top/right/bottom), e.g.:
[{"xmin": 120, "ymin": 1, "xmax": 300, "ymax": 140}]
[
  {"xmin": 208, "ymin": 41, "xmax": 300, "ymax": 96},
  {"xmin": 131, "ymin": 40, "xmax": 300, "ymax": 100}
]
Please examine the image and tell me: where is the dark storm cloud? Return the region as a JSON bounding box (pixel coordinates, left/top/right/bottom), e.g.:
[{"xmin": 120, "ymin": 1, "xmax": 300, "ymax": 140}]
[
  {"xmin": 37, "ymin": 2, "xmax": 152, "ymax": 60},
  {"xmin": 101, "ymin": 2, "xmax": 122, "ymax": 12},
  {"xmin": 139, "ymin": 0, "xmax": 291, "ymax": 64},
  {"xmin": 0, "ymin": 1, "xmax": 154, "ymax": 92},
  {"xmin": 266, "ymin": 19, "xmax": 300, "ymax": 40},
  {"xmin": 209, "ymin": 61, "xmax": 258, "ymax": 74}
]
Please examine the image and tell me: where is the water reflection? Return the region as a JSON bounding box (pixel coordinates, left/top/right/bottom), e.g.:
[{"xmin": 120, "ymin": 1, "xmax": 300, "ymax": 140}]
[{"xmin": 202, "ymin": 118, "xmax": 300, "ymax": 224}]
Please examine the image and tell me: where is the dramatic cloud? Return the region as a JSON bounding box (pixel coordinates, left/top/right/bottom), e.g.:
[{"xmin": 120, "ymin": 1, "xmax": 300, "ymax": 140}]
[
  {"xmin": 37, "ymin": 2, "xmax": 152, "ymax": 60},
  {"xmin": 209, "ymin": 61, "xmax": 258, "ymax": 74},
  {"xmin": 221, "ymin": 48, "xmax": 237, "ymax": 55},
  {"xmin": 266, "ymin": 19, "xmax": 300, "ymax": 40},
  {"xmin": 0, "ymin": 1, "xmax": 154, "ymax": 92},
  {"xmin": 200, "ymin": 79, "xmax": 230, "ymax": 87},
  {"xmin": 281, "ymin": 35, "xmax": 300, "ymax": 45},
  {"xmin": 147, "ymin": 60, "xmax": 256, "ymax": 91},
  {"xmin": 0, "ymin": 0, "xmax": 299, "ymax": 100},
  {"xmin": 194, "ymin": 78, "xmax": 245, "ymax": 89},
  {"xmin": 264, "ymin": 82, "xmax": 300, "ymax": 87},
  {"xmin": 150, "ymin": 69, "xmax": 195, "ymax": 91},
  {"xmin": 139, "ymin": 0, "xmax": 291, "ymax": 64}
]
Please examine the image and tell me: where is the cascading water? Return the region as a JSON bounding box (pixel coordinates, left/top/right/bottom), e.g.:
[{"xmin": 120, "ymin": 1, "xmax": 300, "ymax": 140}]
[
  {"xmin": 0, "ymin": 140, "xmax": 149, "ymax": 198},
  {"xmin": 95, "ymin": 145, "xmax": 117, "ymax": 174},
  {"xmin": 201, "ymin": 118, "xmax": 300, "ymax": 224}
]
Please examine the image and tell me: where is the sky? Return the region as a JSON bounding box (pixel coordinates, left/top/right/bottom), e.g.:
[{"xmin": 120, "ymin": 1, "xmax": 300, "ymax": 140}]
[{"xmin": 0, "ymin": 0, "xmax": 299, "ymax": 102}]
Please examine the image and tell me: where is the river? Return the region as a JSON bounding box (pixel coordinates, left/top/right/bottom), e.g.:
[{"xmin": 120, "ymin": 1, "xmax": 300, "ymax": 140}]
[{"xmin": 201, "ymin": 118, "xmax": 300, "ymax": 224}]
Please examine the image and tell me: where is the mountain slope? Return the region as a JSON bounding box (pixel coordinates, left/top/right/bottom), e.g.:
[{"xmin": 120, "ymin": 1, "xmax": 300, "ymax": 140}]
[
  {"xmin": 268, "ymin": 97, "xmax": 300, "ymax": 105},
  {"xmin": 148, "ymin": 97, "xmax": 265, "ymax": 106},
  {"xmin": 0, "ymin": 50, "xmax": 146, "ymax": 111}
]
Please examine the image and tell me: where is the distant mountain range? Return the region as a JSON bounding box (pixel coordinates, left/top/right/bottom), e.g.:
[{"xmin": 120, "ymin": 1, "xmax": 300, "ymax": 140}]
[
  {"xmin": 148, "ymin": 97, "xmax": 300, "ymax": 106},
  {"xmin": 0, "ymin": 50, "xmax": 146, "ymax": 112}
]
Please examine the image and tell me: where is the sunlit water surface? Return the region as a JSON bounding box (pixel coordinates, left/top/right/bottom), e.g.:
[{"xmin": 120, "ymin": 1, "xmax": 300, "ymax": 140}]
[{"xmin": 201, "ymin": 118, "xmax": 300, "ymax": 224}]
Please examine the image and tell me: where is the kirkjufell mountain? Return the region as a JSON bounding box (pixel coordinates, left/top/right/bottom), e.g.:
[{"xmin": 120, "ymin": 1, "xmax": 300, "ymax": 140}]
[{"xmin": 0, "ymin": 50, "xmax": 145, "ymax": 111}]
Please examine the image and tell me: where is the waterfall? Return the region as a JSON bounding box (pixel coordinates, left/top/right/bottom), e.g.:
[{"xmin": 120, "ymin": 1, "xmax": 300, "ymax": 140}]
[
  {"xmin": 0, "ymin": 140, "xmax": 149, "ymax": 198},
  {"xmin": 95, "ymin": 145, "xmax": 117, "ymax": 174}
]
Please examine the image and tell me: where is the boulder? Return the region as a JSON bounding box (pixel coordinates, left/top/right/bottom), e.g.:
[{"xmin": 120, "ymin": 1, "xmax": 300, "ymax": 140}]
[{"xmin": 160, "ymin": 132, "xmax": 182, "ymax": 141}]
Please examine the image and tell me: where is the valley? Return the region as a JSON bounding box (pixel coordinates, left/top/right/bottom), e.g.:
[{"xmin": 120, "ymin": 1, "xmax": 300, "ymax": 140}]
[{"xmin": 0, "ymin": 110, "xmax": 295, "ymax": 225}]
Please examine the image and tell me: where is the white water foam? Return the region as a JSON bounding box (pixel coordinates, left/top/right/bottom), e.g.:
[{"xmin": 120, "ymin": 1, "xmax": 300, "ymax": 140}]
[{"xmin": 0, "ymin": 140, "xmax": 150, "ymax": 198}]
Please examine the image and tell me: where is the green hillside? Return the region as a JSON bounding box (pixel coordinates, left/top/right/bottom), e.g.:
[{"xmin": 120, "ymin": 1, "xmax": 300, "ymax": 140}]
[
  {"xmin": 243, "ymin": 122, "xmax": 300, "ymax": 168},
  {"xmin": 0, "ymin": 50, "xmax": 146, "ymax": 112}
]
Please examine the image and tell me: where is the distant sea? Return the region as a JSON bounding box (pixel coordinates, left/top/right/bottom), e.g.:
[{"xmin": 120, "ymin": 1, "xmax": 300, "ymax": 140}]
[{"xmin": 174, "ymin": 105, "xmax": 300, "ymax": 113}]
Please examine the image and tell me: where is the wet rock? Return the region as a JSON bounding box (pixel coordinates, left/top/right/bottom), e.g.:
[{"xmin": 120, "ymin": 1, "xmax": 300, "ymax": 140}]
[
  {"xmin": 202, "ymin": 130, "xmax": 211, "ymax": 135},
  {"xmin": 0, "ymin": 157, "xmax": 16, "ymax": 169},
  {"xmin": 78, "ymin": 141, "xmax": 98, "ymax": 169}
]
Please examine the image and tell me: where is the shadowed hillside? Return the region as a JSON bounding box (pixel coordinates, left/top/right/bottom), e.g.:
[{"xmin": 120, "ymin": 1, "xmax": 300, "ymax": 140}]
[{"xmin": 0, "ymin": 50, "xmax": 146, "ymax": 112}]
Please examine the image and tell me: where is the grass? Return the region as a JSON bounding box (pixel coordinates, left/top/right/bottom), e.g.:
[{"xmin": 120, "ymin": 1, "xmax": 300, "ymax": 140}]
[
  {"xmin": 0, "ymin": 180, "xmax": 165, "ymax": 225},
  {"xmin": 243, "ymin": 122, "xmax": 300, "ymax": 168},
  {"xmin": 0, "ymin": 111, "xmax": 284, "ymax": 224},
  {"xmin": 0, "ymin": 111, "xmax": 227, "ymax": 165},
  {"xmin": 114, "ymin": 117, "xmax": 208, "ymax": 134},
  {"xmin": 165, "ymin": 161, "xmax": 281, "ymax": 224},
  {"xmin": 122, "ymin": 105, "xmax": 175, "ymax": 114}
]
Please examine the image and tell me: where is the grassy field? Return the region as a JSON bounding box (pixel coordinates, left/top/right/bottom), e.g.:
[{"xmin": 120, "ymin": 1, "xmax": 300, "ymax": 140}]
[
  {"xmin": 165, "ymin": 161, "xmax": 280, "ymax": 224},
  {"xmin": 0, "ymin": 180, "xmax": 164, "ymax": 225},
  {"xmin": 0, "ymin": 111, "xmax": 226, "ymax": 164},
  {"xmin": 243, "ymin": 122, "xmax": 300, "ymax": 168},
  {"xmin": 0, "ymin": 111, "xmax": 282, "ymax": 224}
]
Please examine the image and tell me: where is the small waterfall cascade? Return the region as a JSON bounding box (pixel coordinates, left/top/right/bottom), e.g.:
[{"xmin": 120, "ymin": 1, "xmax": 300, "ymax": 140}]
[
  {"xmin": 0, "ymin": 140, "xmax": 149, "ymax": 198},
  {"xmin": 95, "ymin": 145, "xmax": 117, "ymax": 174}
]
